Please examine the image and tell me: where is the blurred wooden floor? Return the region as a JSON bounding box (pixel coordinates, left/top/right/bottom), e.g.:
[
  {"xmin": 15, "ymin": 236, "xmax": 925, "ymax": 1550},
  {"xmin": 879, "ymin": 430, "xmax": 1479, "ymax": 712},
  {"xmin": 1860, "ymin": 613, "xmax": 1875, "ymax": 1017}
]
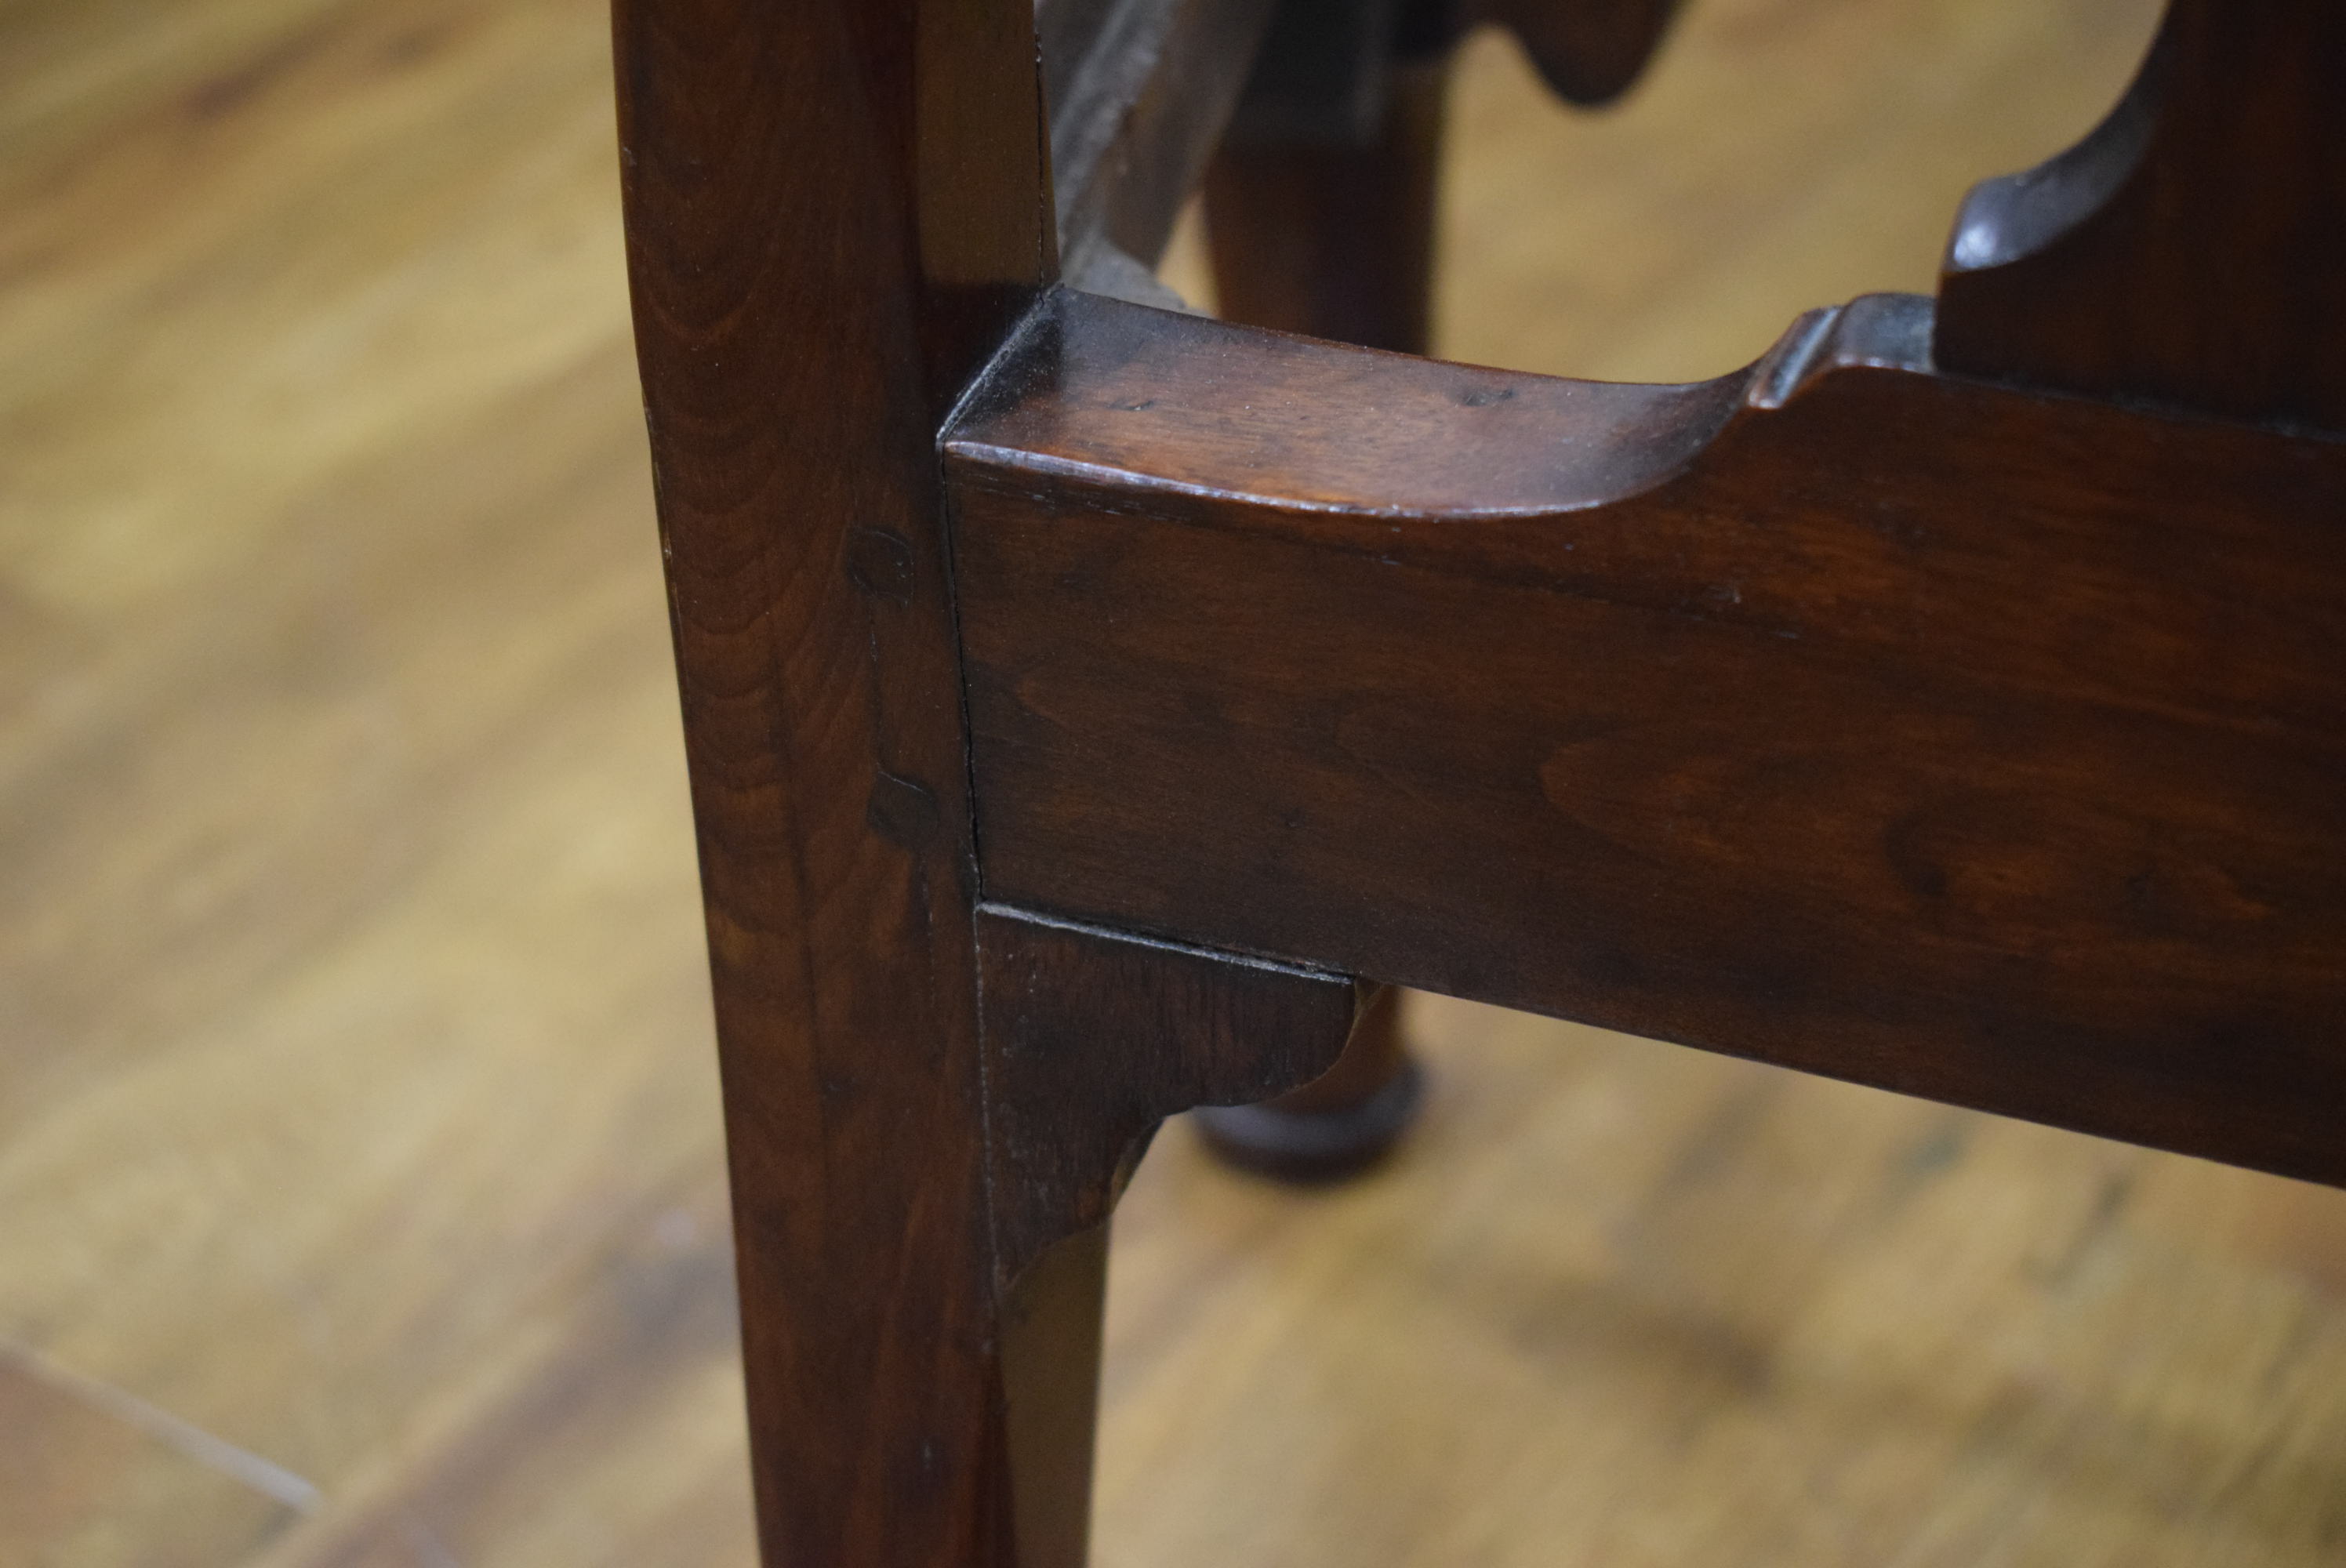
[{"xmin": 11, "ymin": 1, "xmax": 2346, "ymax": 1564}]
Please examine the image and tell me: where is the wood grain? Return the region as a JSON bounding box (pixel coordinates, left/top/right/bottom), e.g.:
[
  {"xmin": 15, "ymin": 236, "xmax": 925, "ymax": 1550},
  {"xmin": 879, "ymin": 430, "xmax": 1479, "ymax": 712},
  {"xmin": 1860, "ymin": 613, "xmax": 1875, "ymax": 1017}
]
[
  {"xmin": 1044, "ymin": 0, "xmax": 1280, "ymax": 289},
  {"xmin": 977, "ymin": 905, "xmax": 1363, "ymax": 1285},
  {"xmin": 1204, "ymin": 60, "xmax": 1449, "ymax": 352},
  {"xmin": 1937, "ymin": 0, "xmax": 2346, "ymax": 430},
  {"xmin": 974, "ymin": 905, "xmax": 1360, "ymax": 1567},
  {"xmin": 612, "ymin": 0, "xmax": 1050, "ymax": 1559},
  {"xmin": 30, "ymin": 1, "xmax": 2346, "ymax": 1566},
  {"xmin": 1194, "ymin": 5, "xmax": 1448, "ymax": 1177},
  {"xmin": 948, "ymin": 286, "xmax": 2346, "ymax": 1185}
]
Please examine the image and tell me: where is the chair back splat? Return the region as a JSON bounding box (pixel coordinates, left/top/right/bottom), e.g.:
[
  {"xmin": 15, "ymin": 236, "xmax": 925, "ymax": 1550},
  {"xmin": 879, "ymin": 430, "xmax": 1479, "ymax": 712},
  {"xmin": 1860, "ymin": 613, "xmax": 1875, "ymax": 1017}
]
[{"xmin": 1938, "ymin": 0, "xmax": 2346, "ymax": 428}]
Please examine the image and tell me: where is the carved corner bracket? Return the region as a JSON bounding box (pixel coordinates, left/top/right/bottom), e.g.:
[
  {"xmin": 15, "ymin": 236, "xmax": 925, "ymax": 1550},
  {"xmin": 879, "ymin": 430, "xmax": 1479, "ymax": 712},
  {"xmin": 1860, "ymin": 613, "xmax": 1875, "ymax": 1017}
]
[{"xmin": 973, "ymin": 902, "xmax": 1364, "ymax": 1290}]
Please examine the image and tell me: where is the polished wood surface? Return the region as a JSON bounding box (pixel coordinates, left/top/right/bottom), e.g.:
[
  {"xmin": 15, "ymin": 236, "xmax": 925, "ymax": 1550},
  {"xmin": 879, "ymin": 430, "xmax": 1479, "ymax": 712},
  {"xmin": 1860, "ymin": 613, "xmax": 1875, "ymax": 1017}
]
[
  {"xmin": 27, "ymin": 0, "xmax": 2346, "ymax": 1564},
  {"xmin": 1936, "ymin": 0, "xmax": 2346, "ymax": 429},
  {"xmin": 949, "ymin": 284, "xmax": 2346, "ymax": 1186},
  {"xmin": 977, "ymin": 904, "xmax": 1362, "ymax": 1288},
  {"xmin": 1204, "ymin": 61, "xmax": 1449, "ymax": 352},
  {"xmin": 1193, "ymin": 983, "xmax": 1425, "ymax": 1181},
  {"xmin": 617, "ymin": 0, "xmax": 1382, "ymax": 1556},
  {"xmin": 1194, "ymin": 18, "xmax": 1451, "ymax": 1176},
  {"xmin": 1044, "ymin": 0, "xmax": 1280, "ymax": 292},
  {"xmin": 978, "ymin": 906, "xmax": 1360, "ymax": 1568},
  {"xmin": 614, "ymin": 0, "xmax": 1073, "ymax": 1559}
]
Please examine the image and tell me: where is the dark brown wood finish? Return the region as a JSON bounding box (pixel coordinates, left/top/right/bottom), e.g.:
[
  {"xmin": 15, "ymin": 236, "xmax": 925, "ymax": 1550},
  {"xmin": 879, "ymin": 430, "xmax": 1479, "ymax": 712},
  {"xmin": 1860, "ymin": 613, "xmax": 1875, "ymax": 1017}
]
[
  {"xmin": 975, "ymin": 905, "xmax": 1364, "ymax": 1283},
  {"xmin": 1195, "ymin": 1, "xmax": 1451, "ymax": 1171},
  {"xmin": 1197, "ymin": 0, "xmax": 1688, "ymax": 347},
  {"xmin": 1937, "ymin": 0, "xmax": 2346, "ymax": 429},
  {"xmin": 1194, "ymin": 982, "xmax": 1425, "ymax": 1179},
  {"xmin": 1473, "ymin": 0, "xmax": 1683, "ymax": 107},
  {"xmin": 1188, "ymin": 0, "xmax": 1689, "ymax": 1167},
  {"xmin": 614, "ymin": 5, "xmax": 1379, "ymax": 1562},
  {"xmin": 613, "ymin": 0, "xmax": 1052, "ymax": 1561},
  {"xmin": 1040, "ymin": 0, "xmax": 1280, "ymax": 297},
  {"xmin": 976, "ymin": 906, "xmax": 1358, "ymax": 1568},
  {"xmin": 946, "ymin": 286, "xmax": 2346, "ymax": 1189},
  {"xmin": 1204, "ymin": 60, "xmax": 1449, "ymax": 352},
  {"xmin": 618, "ymin": 0, "xmax": 2346, "ymax": 1557}
]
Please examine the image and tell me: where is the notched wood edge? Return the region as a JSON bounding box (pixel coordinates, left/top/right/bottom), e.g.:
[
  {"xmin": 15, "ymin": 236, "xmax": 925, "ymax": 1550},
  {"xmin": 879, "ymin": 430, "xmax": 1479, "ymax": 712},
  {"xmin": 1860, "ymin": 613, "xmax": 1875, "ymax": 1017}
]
[
  {"xmin": 973, "ymin": 900, "xmax": 1360, "ymax": 1291},
  {"xmin": 943, "ymin": 288, "xmax": 1935, "ymax": 521},
  {"xmin": 1938, "ymin": 27, "xmax": 2166, "ymax": 285},
  {"xmin": 1747, "ymin": 292, "xmax": 1934, "ymax": 408}
]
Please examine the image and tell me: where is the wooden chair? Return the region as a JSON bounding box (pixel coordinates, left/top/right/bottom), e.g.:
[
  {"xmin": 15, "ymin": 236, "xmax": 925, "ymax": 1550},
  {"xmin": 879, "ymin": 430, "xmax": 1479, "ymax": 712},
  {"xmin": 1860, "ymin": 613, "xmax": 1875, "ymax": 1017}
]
[{"xmin": 611, "ymin": 0, "xmax": 2346, "ymax": 1562}]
